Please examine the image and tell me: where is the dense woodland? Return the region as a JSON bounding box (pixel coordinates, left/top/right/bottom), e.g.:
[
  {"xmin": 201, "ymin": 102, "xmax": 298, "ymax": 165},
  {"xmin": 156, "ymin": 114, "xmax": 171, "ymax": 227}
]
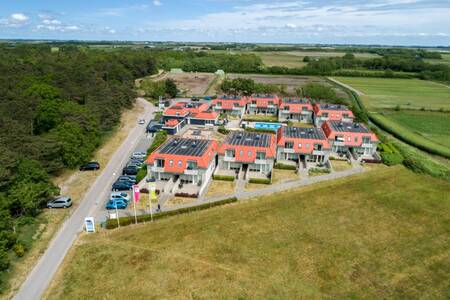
[{"xmin": 0, "ymin": 45, "xmax": 157, "ymax": 283}]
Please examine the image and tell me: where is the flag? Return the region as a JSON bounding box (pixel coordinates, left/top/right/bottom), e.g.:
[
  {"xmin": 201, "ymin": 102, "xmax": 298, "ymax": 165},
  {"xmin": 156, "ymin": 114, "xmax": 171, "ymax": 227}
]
[
  {"xmin": 133, "ymin": 185, "xmax": 140, "ymax": 203},
  {"xmin": 149, "ymin": 181, "xmax": 157, "ymax": 200}
]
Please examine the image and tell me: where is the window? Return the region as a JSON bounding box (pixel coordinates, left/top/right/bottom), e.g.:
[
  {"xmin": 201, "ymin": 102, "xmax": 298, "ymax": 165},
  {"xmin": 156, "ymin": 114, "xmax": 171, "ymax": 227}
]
[
  {"xmin": 284, "ymin": 106, "xmax": 289, "ymax": 110},
  {"xmin": 239, "ymin": 150, "xmax": 244, "ymax": 157},
  {"xmin": 252, "ymin": 100, "xmax": 256, "ymax": 104},
  {"xmin": 285, "ymin": 141, "xmax": 294, "ymax": 149},
  {"xmin": 269, "ymin": 101, "xmax": 274, "ymax": 105},
  {"xmin": 248, "ymin": 151, "xmax": 252, "ymax": 157},
  {"xmin": 362, "ymin": 136, "xmax": 371, "ymax": 144},
  {"xmin": 302, "ymin": 106, "xmax": 308, "ymax": 111},
  {"xmin": 226, "ymin": 149, "xmax": 235, "ymax": 157},
  {"xmin": 187, "ymin": 161, "xmax": 197, "ymax": 170},
  {"xmin": 178, "ymin": 160, "xmax": 182, "ymax": 167},
  {"xmin": 336, "ymin": 136, "xmax": 344, "ymax": 142},
  {"xmin": 314, "ymin": 143, "xmax": 322, "ymax": 150},
  {"xmin": 156, "ymin": 159, "xmax": 165, "ymax": 167},
  {"xmin": 217, "ymin": 101, "xmax": 222, "ymax": 106},
  {"xmin": 169, "ymin": 160, "xmax": 173, "ymax": 167},
  {"xmin": 298, "ymin": 143, "xmax": 302, "ymax": 148},
  {"xmin": 322, "ymin": 112, "xmax": 329, "ymax": 117},
  {"xmin": 256, "ymin": 151, "xmax": 266, "ymax": 160},
  {"xmin": 347, "ymin": 137, "xmax": 351, "ymax": 142},
  {"xmin": 233, "ymin": 102, "xmax": 240, "ymax": 107},
  {"xmin": 306, "ymin": 144, "xmax": 310, "ymax": 149},
  {"xmin": 354, "ymin": 137, "xmax": 358, "ymax": 143},
  {"xmin": 343, "ymin": 113, "xmax": 349, "ymax": 118}
]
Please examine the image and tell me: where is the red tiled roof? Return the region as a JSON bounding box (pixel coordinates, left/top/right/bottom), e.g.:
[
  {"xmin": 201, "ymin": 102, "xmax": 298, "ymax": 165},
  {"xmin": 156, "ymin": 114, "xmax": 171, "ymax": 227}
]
[
  {"xmin": 322, "ymin": 121, "xmax": 379, "ymax": 146},
  {"xmin": 165, "ymin": 119, "xmax": 179, "ymax": 127},
  {"xmin": 218, "ymin": 131, "xmax": 277, "ymax": 161},
  {"xmin": 313, "ymin": 103, "xmax": 354, "ymax": 119},
  {"xmin": 277, "ymin": 126, "xmax": 330, "ymax": 154}
]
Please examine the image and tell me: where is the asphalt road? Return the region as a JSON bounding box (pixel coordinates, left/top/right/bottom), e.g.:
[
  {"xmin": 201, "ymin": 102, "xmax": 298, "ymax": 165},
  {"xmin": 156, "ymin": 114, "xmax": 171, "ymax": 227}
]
[{"xmin": 14, "ymin": 98, "xmax": 156, "ymax": 300}]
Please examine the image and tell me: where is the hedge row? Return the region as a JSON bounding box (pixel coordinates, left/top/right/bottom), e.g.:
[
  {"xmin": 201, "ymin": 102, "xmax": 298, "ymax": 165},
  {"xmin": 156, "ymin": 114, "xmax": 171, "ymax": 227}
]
[
  {"xmin": 371, "ymin": 113, "xmax": 450, "ymax": 159},
  {"xmin": 106, "ymin": 197, "xmax": 238, "ymax": 229},
  {"xmin": 213, "ymin": 175, "xmax": 235, "ymax": 181},
  {"xmin": 377, "ymin": 142, "xmax": 404, "ymax": 166},
  {"xmin": 244, "ymin": 127, "xmax": 277, "ymax": 134},
  {"xmin": 242, "ymin": 116, "xmax": 278, "ymax": 122},
  {"xmin": 309, "ymin": 167, "xmax": 331, "ymax": 175},
  {"xmin": 248, "ymin": 178, "xmax": 271, "ymax": 184},
  {"xmin": 274, "ymin": 163, "xmax": 297, "ymax": 170},
  {"xmin": 218, "ymin": 126, "xmax": 230, "ymax": 135}
]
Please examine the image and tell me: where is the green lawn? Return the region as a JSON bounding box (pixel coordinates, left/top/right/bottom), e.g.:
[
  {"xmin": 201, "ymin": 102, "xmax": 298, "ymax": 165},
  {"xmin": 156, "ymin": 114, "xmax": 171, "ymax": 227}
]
[
  {"xmin": 46, "ymin": 167, "xmax": 450, "ymax": 299},
  {"xmin": 333, "ymin": 77, "xmax": 450, "ymax": 110},
  {"xmin": 385, "ymin": 110, "xmax": 450, "ymax": 148}
]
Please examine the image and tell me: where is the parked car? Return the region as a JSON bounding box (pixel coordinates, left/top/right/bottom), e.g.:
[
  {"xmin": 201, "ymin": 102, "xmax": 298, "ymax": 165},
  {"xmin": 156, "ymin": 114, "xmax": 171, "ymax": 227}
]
[
  {"xmin": 112, "ymin": 181, "xmax": 133, "ymax": 191},
  {"xmin": 122, "ymin": 166, "xmax": 138, "ymax": 175},
  {"xmin": 126, "ymin": 162, "xmax": 142, "ymax": 169},
  {"xmin": 110, "ymin": 192, "xmax": 130, "ymax": 202},
  {"xmin": 138, "ymin": 119, "xmax": 145, "ymax": 125},
  {"xmin": 203, "ymin": 96, "xmax": 212, "ymax": 101},
  {"xmin": 191, "ymin": 96, "xmax": 199, "ymax": 101},
  {"xmin": 79, "ymin": 162, "xmax": 100, "ymax": 171},
  {"xmin": 105, "ymin": 199, "xmax": 128, "ymax": 210},
  {"xmin": 117, "ymin": 176, "xmax": 136, "ymax": 183},
  {"xmin": 47, "ymin": 196, "xmax": 72, "ymax": 209},
  {"xmin": 131, "ymin": 151, "xmax": 146, "ymax": 159}
]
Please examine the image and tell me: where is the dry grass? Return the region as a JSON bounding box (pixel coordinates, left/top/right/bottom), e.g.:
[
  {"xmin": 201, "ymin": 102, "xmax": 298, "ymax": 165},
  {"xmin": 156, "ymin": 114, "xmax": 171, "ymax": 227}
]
[
  {"xmin": 2, "ymin": 102, "xmax": 144, "ymax": 299},
  {"xmin": 288, "ymin": 121, "xmax": 315, "ymax": 128},
  {"xmin": 244, "ymin": 182, "xmax": 266, "ymax": 191},
  {"xmin": 164, "ymin": 197, "xmax": 197, "ymax": 207},
  {"xmin": 272, "ymin": 169, "xmax": 298, "ymax": 184},
  {"xmin": 204, "ymin": 181, "xmax": 236, "ymax": 198},
  {"xmin": 166, "ymin": 72, "xmax": 216, "ymax": 97},
  {"xmin": 331, "ymin": 160, "xmax": 352, "ymax": 172},
  {"xmin": 45, "ymin": 166, "xmax": 450, "ymax": 299}
]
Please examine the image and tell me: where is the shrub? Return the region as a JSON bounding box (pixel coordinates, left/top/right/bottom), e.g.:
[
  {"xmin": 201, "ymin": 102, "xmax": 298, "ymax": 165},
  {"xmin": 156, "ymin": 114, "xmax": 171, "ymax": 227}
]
[
  {"xmin": 248, "ymin": 178, "xmax": 271, "ymax": 184},
  {"xmin": 274, "ymin": 163, "xmax": 296, "ymax": 170},
  {"xmin": 242, "ymin": 116, "xmax": 278, "ymax": 122},
  {"xmin": 244, "ymin": 127, "xmax": 276, "ymax": 134},
  {"xmin": 0, "ymin": 249, "xmax": 10, "ymax": 271},
  {"xmin": 13, "ymin": 243, "xmax": 26, "ymax": 258},
  {"xmin": 135, "ymin": 166, "xmax": 147, "ymax": 183},
  {"xmin": 308, "ymin": 167, "xmax": 331, "ymax": 175},
  {"xmin": 218, "ymin": 126, "xmax": 229, "ymax": 135},
  {"xmin": 147, "ymin": 131, "xmax": 168, "ymax": 155},
  {"xmin": 105, "ymin": 197, "xmax": 238, "ymax": 229},
  {"xmin": 213, "ymin": 175, "xmax": 235, "ymax": 181},
  {"xmin": 174, "ymin": 192, "xmax": 198, "ymax": 198}
]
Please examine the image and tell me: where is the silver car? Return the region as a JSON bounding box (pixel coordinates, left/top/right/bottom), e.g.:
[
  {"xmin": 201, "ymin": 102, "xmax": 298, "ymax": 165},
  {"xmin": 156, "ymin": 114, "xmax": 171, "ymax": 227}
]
[{"xmin": 47, "ymin": 196, "xmax": 72, "ymax": 209}]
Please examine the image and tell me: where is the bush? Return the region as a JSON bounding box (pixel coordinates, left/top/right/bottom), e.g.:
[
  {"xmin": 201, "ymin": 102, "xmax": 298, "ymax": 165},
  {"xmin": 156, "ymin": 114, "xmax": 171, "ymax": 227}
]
[
  {"xmin": 248, "ymin": 178, "xmax": 271, "ymax": 184},
  {"xmin": 274, "ymin": 163, "xmax": 296, "ymax": 170},
  {"xmin": 135, "ymin": 166, "xmax": 147, "ymax": 183},
  {"xmin": 213, "ymin": 175, "xmax": 235, "ymax": 181},
  {"xmin": 244, "ymin": 127, "xmax": 276, "ymax": 134},
  {"xmin": 147, "ymin": 131, "xmax": 168, "ymax": 154},
  {"xmin": 174, "ymin": 192, "xmax": 198, "ymax": 198},
  {"xmin": 105, "ymin": 197, "xmax": 238, "ymax": 229},
  {"xmin": 308, "ymin": 167, "xmax": 331, "ymax": 175},
  {"xmin": 13, "ymin": 243, "xmax": 26, "ymax": 258},
  {"xmin": 218, "ymin": 126, "xmax": 229, "ymax": 135},
  {"xmin": 242, "ymin": 116, "xmax": 278, "ymax": 122},
  {"xmin": 0, "ymin": 249, "xmax": 9, "ymax": 271}
]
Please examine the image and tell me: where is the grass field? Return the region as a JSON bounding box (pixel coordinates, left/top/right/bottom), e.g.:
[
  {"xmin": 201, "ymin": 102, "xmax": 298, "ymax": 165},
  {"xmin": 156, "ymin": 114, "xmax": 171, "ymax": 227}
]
[
  {"xmin": 425, "ymin": 53, "xmax": 450, "ymax": 65},
  {"xmin": 333, "ymin": 77, "xmax": 450, "ymax": 110},
  {"xmin": 385, "ymin": 110, "xmax": 450, "ymax": 148},
  {"xmin": 46, "ymin": 166, "xmax": 450, "ymax": 299}
]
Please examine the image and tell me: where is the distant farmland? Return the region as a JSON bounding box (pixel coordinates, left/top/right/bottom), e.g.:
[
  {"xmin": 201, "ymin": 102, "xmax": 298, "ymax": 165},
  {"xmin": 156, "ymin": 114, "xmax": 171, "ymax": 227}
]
[
  {"xmin": 228, "ymin": 73, "xmax": 350, "ymax": 99},
  {"xmin": 333, "ymin": 77, "xmax": 450, "ymax": 110}
]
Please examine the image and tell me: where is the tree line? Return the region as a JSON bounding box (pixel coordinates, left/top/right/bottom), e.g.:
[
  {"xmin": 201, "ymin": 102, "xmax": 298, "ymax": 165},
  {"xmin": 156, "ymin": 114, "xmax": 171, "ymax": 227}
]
[{"xmin": 0, "ymin": 44, "xmax": 157, "ymax": 286}]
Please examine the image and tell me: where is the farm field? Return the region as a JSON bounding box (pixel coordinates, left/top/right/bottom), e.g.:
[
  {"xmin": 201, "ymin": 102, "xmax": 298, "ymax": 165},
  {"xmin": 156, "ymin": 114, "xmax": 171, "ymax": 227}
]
[
  {"xmin": 229, "ymin": 73, "xmax": 350, "ymax": 99},
  {"xmin": 333, "ymin": 77, "xmax": 450, "ymax": 110},
  {"xmin": 385, "ymin": 110, "xmax": 450, "ymax": 148},
  {"xmin": 164, "ymin": 72, "xmax": 217, "ymax": 97},
  {"xmin": 46, "ymin": 166, "xmax": 450, "ymax": 299},
  {"xmin": 425, "ymin": 53, "xmax": 450, "ymax": 65}
]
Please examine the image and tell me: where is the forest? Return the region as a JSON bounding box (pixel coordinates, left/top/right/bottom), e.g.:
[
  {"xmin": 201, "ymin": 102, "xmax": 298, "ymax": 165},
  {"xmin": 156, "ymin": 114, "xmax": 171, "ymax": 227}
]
[{"xmin": 0, "ymin": 44, "xmax": 157, "ymax": 282}]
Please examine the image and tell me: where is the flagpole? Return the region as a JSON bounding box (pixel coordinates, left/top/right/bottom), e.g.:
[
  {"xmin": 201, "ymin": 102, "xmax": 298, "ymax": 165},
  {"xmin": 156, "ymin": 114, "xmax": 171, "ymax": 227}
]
[
  {"xmin": 115, "ymin": 204, "xmax": 120, "ymax": 228},
  {"xmin": 148, "ymin": 178, "xmax": 155, "ymax": 222},
  {"xmin": 132, "ymin": 185, "xmax": 138, "ymax": 225}
]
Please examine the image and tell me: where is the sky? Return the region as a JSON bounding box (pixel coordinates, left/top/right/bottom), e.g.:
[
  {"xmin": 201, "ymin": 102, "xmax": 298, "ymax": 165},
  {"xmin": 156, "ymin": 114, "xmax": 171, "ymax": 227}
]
[{"xmin": 0, "ymin": 0, "xmax": 449, "ymax": 46}]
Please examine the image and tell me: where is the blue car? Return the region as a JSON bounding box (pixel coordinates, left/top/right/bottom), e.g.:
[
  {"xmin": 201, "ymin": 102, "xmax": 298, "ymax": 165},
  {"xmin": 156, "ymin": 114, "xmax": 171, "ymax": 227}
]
[
  {"xmin": 112, "ymin": 181, "xmax": 132, "ymax": 191},
  {"xmin": 105, "ymin": 199, "xmax": 128, "ymax": 210}
]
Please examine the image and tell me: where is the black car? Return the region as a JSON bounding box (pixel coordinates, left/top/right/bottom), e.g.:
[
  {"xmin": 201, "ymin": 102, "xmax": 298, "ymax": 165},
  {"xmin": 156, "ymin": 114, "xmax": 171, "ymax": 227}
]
[
  {"xmin": 117, "ymin": 176, "xmax": 136, "ymax": 184},
  {"xmin": 79, "ymin": 162, "xmax": 100, "ymax": 171},
  {"xmin": 122, "ymin": 166, "xmax": 138, "ymax": 175},
  {"xmin": 112, "ymin": 181, "xmax": 133, "ymax": 191}
]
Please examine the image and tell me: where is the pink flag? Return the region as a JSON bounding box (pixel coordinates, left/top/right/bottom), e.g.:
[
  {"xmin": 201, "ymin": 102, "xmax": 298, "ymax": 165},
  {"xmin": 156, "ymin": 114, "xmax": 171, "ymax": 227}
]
[{"xmin": 133, "ymin": 185, "xmax": 140, "ymax": 203}]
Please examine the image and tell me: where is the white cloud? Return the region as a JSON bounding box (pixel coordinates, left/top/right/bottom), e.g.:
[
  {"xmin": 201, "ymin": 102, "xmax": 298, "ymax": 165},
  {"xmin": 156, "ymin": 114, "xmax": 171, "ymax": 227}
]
[
  {"xmin": 0, "ymin": 12, "xmax": 29, "ymax": 27},
  {"xmin": 42, "ymin": 19, "xmax": 61, "ymax": 25},
  {"xmin": 11, "ymin": 13, "xmax": 29, "ymax": 23},
  {"xmin": 153, "ymin": 0, "xmax": 162, "ymax": 6}
]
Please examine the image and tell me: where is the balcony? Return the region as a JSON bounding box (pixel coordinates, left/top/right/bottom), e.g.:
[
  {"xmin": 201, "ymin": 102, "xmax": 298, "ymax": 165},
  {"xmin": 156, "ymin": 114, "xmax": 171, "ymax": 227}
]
[
  {"xmin": 151, "ymin": 166, "xmax": 165, "ymax": 173},
  {"xmin": 249, "ymin": 103, "xmax": 257, "ymax": 108},
  {"xmin": 362, "ymin": 143, "xmax": 373, "ymax": 148},
  {"xmin": 301, "ymin": 110, "xmax": 311, "ymax": 115},
  {"xmin": 214, "ymin": 105, "xmax": 222, "ymax": 109},
  {"xmin": 255, "ymin": 159, "xmax": 268, "ymax": 164},
  {"xmin": 281, "ymin": 110, "xmax": 290, "ymax": 114},
  {"xmin": 184, "ymin": 169, "xmax": 199, "ymax": 175},
  {"xmin": 267, "ymin": 104, "xmax": 275, "ymax": 108},
  {"xmin": 232, "ymin": 106, "xmax": 243, "ymax": 110},
  {"xmin": 283, "ymin": 148, "xmax": 295, "ymax": 153},
  {"xmin": 333, "ymin": 141, "xmax": 345, "ymax": 146},
  {"xmin": 313, "ymin": 150, "xmax": 325, "ymax": 156},
  {"xmin": 223, "ymin": 156, "xmax": 236, "ymax": 162}
]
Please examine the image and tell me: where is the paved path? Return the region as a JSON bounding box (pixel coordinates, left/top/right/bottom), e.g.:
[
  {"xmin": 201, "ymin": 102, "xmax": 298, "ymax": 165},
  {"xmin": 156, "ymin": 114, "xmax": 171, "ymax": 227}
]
[
  {"xmin": 327, "ymin": 77, "xmax": 365, "ymax": 96},
  {"xmin": 14, "ymin": 98, "xmax": 156, "ymax": 300}
]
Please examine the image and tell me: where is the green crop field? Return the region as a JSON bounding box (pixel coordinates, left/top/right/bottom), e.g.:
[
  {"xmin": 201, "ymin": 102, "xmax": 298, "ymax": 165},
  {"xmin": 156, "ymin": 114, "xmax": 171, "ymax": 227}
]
[
  {"xmin": 333, "ymin": 77, "xmax": 450, "ymax": 110},
  {"xmin": 46, "ymin": 167, "xmax": 450, "ymax": 299},
  {"xmin": 425, "ymin": 53, "xmax": 450, "ymax": 65},
  {"xmin": 385, "ymin": 110, "xmax": 450, "ymax": 148}
]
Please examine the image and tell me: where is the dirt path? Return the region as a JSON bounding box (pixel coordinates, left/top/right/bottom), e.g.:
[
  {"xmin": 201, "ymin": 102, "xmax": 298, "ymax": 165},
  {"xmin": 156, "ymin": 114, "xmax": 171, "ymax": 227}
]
[{"xmin": 328, "ymin": 77, "xmax": 365, "ymax": 96}]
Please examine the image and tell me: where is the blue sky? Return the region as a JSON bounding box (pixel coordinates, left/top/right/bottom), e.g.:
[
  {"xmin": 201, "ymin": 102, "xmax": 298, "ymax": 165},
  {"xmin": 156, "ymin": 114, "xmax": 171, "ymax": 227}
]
[{"xmin": 1, "ymin": 0, "xmax": 449, "ymax": 46}]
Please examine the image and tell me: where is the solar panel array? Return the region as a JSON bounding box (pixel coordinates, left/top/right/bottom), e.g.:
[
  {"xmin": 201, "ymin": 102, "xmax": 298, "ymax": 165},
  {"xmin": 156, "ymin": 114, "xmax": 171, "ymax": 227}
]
[
  {"xmin": 220, "ymin": 95, "xmax": 242, "ymax": 100},
  {"xmin": 319, "ymin": 104, "xmax": 349, "ymax": 111},
  {"xmin": 283, "ymin": 126, "xmax": 326, "ymax": 140},
  {"xmin": 281, "ymin": 98, "xmax": 309, "ymax": 104},
  {"xmin": 157, "ymin": 138, "xmax": 210, "ymax": 156},
  {"xmin": 225, "ymin": 131, "xmax": 272, "ymax": 147},
  {"xmin": 329, "ymin": 121, "xmax": 370, "ymax": 133}
]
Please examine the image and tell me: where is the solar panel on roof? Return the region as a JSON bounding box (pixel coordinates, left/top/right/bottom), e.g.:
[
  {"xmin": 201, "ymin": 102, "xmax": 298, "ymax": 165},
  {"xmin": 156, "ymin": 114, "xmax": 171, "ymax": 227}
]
[{"xmin": 158, "ymin": 138, "xmax": 210, "ymax": 156}]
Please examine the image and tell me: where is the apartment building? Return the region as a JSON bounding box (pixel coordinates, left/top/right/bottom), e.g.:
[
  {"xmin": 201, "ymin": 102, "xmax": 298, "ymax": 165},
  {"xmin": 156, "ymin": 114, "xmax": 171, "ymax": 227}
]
[
  {"xmin": 162, "ymin": 102, "xmax": 218, "ymax": 134},
  {"xmin": 278, "ymin": 98, "xmax": 313, "ymax": 123},
  {"xmin": 313, "ymin": 103, "xmax": 354, "ymax": 127},
  {"xmin": 322, "ymin": 121, "xmax": 379, "ymax": 158},
  {"xmin": 277, "ymin": 126, "xmax": 331, "ymax": 164},
  {"xmin": 211, "ymin": 95, "xmax": 247, "ymax": 117},
  {"xmin": 218, "ymin": 131, "xmax": 276, "ymax": 175},
  {"xmin": 146, "ymin": 138, "xmax": 218, "ymax": 195},
  {"xmin": 246, "ymin": 94, "xmax": 280, "ymax": 115}
]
